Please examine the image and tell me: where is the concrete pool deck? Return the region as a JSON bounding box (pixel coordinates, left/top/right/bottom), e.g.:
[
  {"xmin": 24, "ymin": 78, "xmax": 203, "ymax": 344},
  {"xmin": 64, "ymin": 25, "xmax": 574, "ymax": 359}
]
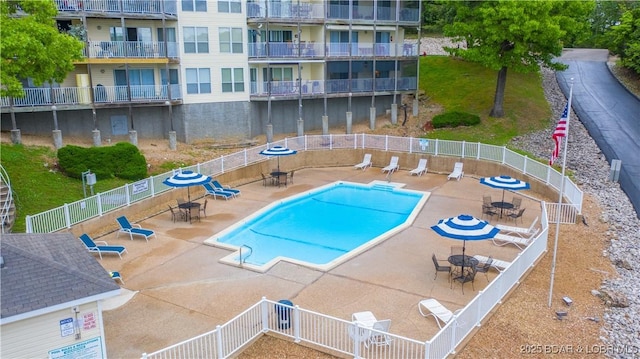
[{"xmin": 97, "ymin": 167, "xmax": 542, "ymax": 358}]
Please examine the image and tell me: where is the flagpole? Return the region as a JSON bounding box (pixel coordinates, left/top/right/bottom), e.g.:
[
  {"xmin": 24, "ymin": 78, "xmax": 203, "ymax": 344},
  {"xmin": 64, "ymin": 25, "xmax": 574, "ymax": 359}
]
[{"xmin": 548, "ymin": 78, "xmax": 574, "ymax": 308}]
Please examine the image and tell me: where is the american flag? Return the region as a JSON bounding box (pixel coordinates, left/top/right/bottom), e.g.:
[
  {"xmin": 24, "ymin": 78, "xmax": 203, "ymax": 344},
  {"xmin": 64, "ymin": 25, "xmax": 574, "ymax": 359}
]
[{"xmin": 550, "ymin": 103, "xmax": 569, "ymax": 165}]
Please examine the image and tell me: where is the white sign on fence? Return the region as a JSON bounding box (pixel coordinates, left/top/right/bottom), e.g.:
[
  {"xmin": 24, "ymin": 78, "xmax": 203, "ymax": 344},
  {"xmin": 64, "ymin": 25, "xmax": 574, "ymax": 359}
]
[{"xmin": 132, "ymin": 180, "xmax": 149, "ymax": 195}]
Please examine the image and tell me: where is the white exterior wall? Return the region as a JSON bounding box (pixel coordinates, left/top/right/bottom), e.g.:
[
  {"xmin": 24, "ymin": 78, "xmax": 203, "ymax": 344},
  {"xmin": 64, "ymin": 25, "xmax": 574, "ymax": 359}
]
[
  {"xmin": 1, "ymin": 302, "xmax": 107, "ymax": 359},
  {"xmin": 178, "ymin": 4, "xmax": 249, "ymax": 104}
]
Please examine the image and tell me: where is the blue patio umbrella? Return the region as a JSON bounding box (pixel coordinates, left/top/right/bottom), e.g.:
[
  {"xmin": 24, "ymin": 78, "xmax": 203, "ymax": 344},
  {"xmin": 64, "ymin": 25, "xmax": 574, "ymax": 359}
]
[
  {"xmin": 259, "ymin": 145, "xmax": 297, "ymax": 173},
  {"xmin": 163, "ymin": 170, "xmax": 211, "ymax": 202},
  {"xmin": 480, "ymin": 175, "xmax": 530, "ymax": 202},
  {"xmin": 431, "ymin": 214, "xmax": 500, "ymax": 274}
]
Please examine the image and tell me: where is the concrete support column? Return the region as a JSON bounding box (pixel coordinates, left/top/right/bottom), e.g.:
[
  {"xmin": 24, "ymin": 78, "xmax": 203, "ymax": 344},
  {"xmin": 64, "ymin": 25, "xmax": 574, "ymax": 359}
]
[
  {"xmin": 369, "ymin": 107, "xmax": 376, "ymax": 130},
  {"xmin": 129, "ymin": 130, "xmax": 138, "ymax": 146},
  {"xmin": 391, "ymin": 103, "xmax": 398, "ymax": 124},
  {"xmin": 346, "ymin": 112, "xmax": 352, "ymax": 134},
  {"xmin": 52, "ymin": 130, "xmax": 63, "ymax": 149},
  {"xmin": 10, "ymin": 129, "xmax": 21, "ymax": 145},
  {"xmin": 322, "ymin": 115, "xmax": 329, "ymax": 135},
  {"xmin": 92, "ymin": 130, "xmax": 101, "ymax": 147},
  {"xmin": 169, "ymin": 131, "xmax": 177, "ymax": 150},
  {"xmin": 266, "ymin": 124, "xmax": 273, "ymax": 143},
  {"xmin": 413, "ymin": 98, "xmax": 419, "ymax": 116},
  {"xmin": 297, "ymin": 119, "xmax": 304, "ymax": 137}
]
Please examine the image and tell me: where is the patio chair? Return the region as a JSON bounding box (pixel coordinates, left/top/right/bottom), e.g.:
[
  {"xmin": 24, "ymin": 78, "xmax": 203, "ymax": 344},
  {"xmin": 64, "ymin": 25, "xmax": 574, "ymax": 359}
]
[
  {"xmin": 168, "ymin": 205, "xmax": 186, "ymax": 222},
  {"xmin": 200, "ymin": 199, "xmax": 208, "ymax": 218},
  {"xmin": 506, "ymin": 208, "xmax": 526, "ymax": 225},
  {"xmin": 203, "ymin": 182, "xmax": 235, "ymax": 200},
  {"xmin": 288, "ymin": 170, "xmax": 295, "ymax": 184},
  {"xmin": 473, "ymin": 255, "xmax": 511, "ymax": 272},
  {"xmin": 116, "ymin": 216, "xmax": 156, "ymax": 242},
  {"xmin": 261, "ymin": 173, "xmax": 274, "ymax": 186},
  {"xmin": 110, "ymin": 271, "xmax": 124, "ymax": 284},
  {"xmin": 447, "ymin": 162, "xmax": 464, "ymax": 181},
  {"xmin": 474, "ymin": 256, "xmax": 493, "ymax": 281},
  {"xmin": 496, "ymin": 216, "xmax": 539, "ymax": 238},
  {"xmin": 418, "ymin": 298, "xmax": 460, "ymax": 329},
  {"xmin": 432, "ymin": 253, "xmax": 451, "ymax": 281},
  {"xmin": 366, "ymin": 319, "xmax": 393, "ymax": 348},
  {"xmin": 79, "ymin": 233, "xmax": 127, "ymax": 260},
  {"xmin": 492, "ymin": 228, "xmax": 539, "ymax": 250},
  {"xmin": 509, "ymin": 197, "xmax": 522, "ymax": 215},
  {"xmin": 211, "ymin": 180, "xmax": 241, "ymax": 196},
  {"xmin": 451, "ymin": 265, "xmax": 477, "ymax": 294},
  {"xmin": 381, "ymin": 156, "xmax": 399, "ymax": 173},
  {"xmin": 409, "ymin": 158, "xmax": 428, "ymax": 176},
  {"xmin": 482, "ymin": 204, "xmax": 498, "ymax": 220},
  {"xmin": 354, "ymin": 153, "xmax": 372, "ymax": 170}
]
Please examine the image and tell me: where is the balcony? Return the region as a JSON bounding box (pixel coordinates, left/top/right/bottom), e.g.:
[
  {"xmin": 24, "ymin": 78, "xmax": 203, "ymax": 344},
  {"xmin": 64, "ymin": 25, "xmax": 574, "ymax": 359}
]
[
  {"xmin": 55, "ymin": 0, "xmax": 177, "ymax": 16},
  {"xmin": 247, "ymin": 1, "xmax": 324, "ymax": 20},
  {"xmin": 249, "ymin": 77, "xmax": 416, "ymax": 98},
  {"xmin": 327, "ymin": 43, "xmax": 418, "ymax": 57},
  {"xmin": 327, "ymin": 4, "xmax": 419, "ymax": 22},
  {"xmin": 1, "ymin": 84, "xmax": 182, "ymax": 109},
  {"xmin": 84, "ymin": 41, "xmax": 179, "ymax": 59},
  {"xmin": 248, "ymin": 42, "xmax": 324, "ymax": 59}
]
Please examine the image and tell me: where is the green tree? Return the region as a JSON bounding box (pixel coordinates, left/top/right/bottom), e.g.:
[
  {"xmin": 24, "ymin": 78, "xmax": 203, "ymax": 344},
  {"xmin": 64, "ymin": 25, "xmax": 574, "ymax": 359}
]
[
  {"xmin": 443, "ymin": 0, "xmax": 594, "ymax": 118},
  {"xmin": 1, "ymin": 0, "xmax": 84, "ymax": 98},
  {"xmin": 608, "ymin": 7, "xmax": 640, "ymax": 74}
]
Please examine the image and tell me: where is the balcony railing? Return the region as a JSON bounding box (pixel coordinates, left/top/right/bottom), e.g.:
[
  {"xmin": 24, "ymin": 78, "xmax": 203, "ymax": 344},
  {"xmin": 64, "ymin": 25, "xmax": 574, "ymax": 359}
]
[
  {"xmin": 247, "ymin": 1, "xmax": 324, "ymax": 19},
  {"xmin": 55, "ymin": 0, "xmax": 177, "ymax": 15},
  {"xmin": 249, "ymin": 77, "xmax": 416, "ymax": 97},
  {"xmin": 1, "ymin": 84, "xmax": 182, "ymax": 108},
  {"xmin": 327, "ymin": 43, "xmax": 418, "ymax": 57},
  {"xmin": 248, "ymin": 42, "xmax": 324, "ymax": 58},
  {"xmin": 248, "ymin": 42, "xmax": 417, "ymax": 59},
  {"xmin": 84, "ymin": 41, "xmax": 179, "ymax": 59}
]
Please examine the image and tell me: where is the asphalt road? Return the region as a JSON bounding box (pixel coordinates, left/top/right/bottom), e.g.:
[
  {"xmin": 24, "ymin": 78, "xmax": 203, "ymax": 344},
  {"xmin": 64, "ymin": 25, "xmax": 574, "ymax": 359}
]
[{"xmin": 556, "ymin": 49, "xmax": 640, "ymax": 217}]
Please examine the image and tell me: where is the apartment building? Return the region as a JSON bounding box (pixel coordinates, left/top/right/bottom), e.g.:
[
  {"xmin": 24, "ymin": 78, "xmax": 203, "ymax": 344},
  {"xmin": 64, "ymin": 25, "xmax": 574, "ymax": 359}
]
[{"xmin": 0, "ymin": 0, "xmax": 420, "ymax": 145}]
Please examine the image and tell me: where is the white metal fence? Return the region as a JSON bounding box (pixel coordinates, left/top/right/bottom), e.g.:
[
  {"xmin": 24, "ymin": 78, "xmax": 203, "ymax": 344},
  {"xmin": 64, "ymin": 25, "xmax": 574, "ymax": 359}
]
[
  {"xmin": 26, "ymin": 134, "xmax": 581, "ymax": 233},
  {"xmin": 142, "ymin": 204, "xmax": 549, "ymax": 359}
]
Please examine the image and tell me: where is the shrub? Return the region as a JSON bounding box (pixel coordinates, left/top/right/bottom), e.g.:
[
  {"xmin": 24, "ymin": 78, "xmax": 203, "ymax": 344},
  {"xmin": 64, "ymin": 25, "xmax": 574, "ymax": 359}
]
[
  {"xmin": 431, "ymin": 111, "xmax": 481, "ymax": 128},
  {"xmin": 58, "ymin": 142, "xmax": 147, "ymax": 181}
]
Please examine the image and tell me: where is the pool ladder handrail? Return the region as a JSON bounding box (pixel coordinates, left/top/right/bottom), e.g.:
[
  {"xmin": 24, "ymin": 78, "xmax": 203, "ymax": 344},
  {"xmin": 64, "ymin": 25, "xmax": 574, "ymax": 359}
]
[{"xmin": 239, "ymin": 244, "xmax": 253, "ymax": 265}]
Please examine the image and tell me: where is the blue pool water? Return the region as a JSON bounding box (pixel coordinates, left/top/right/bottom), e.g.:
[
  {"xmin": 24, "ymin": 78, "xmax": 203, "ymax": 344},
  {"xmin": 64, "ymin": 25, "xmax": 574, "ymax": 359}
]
[{"xmin": 208, "ymin": 181, "xmax": 428, "ymax": 271}]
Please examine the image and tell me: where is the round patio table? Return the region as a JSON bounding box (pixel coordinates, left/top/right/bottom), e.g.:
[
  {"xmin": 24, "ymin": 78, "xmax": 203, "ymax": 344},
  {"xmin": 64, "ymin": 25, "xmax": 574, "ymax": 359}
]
[{"xmin": 492, "ymin": 201, "xmax": 514, "ymax": 218}]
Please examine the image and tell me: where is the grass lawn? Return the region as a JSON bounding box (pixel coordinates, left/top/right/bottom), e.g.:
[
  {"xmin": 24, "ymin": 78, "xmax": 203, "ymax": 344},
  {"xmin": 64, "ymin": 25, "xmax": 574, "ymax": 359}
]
[
  {"xmin": 1, "ymin": 57, "xmax": 552, "ymax": 232},
  {"xmin": 420, "ymin": 56, "xmax": 551, "ymax": 145},
  {"xmin": 1, "ymin": 144, "xmax": 128, "ymax": 232}
]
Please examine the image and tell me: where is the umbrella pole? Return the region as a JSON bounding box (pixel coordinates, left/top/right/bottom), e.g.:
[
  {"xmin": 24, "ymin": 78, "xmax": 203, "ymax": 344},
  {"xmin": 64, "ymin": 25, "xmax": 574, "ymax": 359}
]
[{"xmin": 461, "ymin": 241, "xmax": 466, "ymax": 278}]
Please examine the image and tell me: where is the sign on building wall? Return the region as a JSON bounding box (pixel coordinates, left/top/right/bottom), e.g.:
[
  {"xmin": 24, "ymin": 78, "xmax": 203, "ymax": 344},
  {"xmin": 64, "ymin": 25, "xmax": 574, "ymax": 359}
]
[
  {"xmin": 59, "ymin": 318, "xmax": 74, "ymax": 337},
  {"xmin": 48, "ymin": 337, "xmax": 102, "ymax": 359}
]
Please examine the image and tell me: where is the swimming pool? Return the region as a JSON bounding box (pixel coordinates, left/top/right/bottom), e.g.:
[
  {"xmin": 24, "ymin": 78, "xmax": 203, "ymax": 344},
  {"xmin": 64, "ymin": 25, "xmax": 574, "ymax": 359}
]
[{"xmin": 205, "ymin": 181, "xmax": 429, "ymax": 272}]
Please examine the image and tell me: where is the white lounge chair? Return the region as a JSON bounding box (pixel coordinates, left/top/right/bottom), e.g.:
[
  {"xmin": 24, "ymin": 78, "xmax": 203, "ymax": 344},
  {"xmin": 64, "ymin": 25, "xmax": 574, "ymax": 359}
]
[
  {"xmin": 497, "ymin": 216, "xmax": 539, "ymax": 237},
  {"xmin": 409, "ymin": 158, "xmax": 428, "ymax": 176},
  {"xmin": 447, "ymin": 162, "xmax": 464, "ymax": 181},
  {"xmin": 354, "ymin": 153, "xmax": 372, "ymax": 170},
  {"xmin": 473, "ymin": 255, "xmax": 511, "ymax": 272},
  {"xmin": 418, "ymin": 299, "xmax": 460, "ymax": 329},
  {"xmin": 492, "ymin": 228, "xmax": 540, "ymax": 250},
  {"xmin": 382, "ymin": 156, "xmax": 399, "ymax": 173}
]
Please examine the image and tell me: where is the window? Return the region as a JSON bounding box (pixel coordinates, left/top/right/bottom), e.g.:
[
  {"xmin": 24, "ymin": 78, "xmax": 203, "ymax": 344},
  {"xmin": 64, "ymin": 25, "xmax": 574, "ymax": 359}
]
[
  {"xmin": 183, "ymin": 27, "xmax": 209, "ymax": 53},
  {"xmin": 219, "ymin": 27, "xmax": 243, "ymax": 53},
  {"xmin": 182, "ymin": 0, "xmax": 206, "ymax": 12},
  {"xmin": 186, "ymin": 68, "xmax": 211, "ymax": 94},
  {"xmin": 221, "ymin": 68, "xmax": 245, "ymax": 92},
  {"xmin": 218, "ymin": 0, "xmax": 241, "ymax": 13}
]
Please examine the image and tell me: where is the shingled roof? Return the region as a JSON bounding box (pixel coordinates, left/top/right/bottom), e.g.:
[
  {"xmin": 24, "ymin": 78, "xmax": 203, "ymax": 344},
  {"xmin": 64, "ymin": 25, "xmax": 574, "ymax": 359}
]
[{"xmin": 1, "ymin": 233, "xmax": 120, "ymax": 322}]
